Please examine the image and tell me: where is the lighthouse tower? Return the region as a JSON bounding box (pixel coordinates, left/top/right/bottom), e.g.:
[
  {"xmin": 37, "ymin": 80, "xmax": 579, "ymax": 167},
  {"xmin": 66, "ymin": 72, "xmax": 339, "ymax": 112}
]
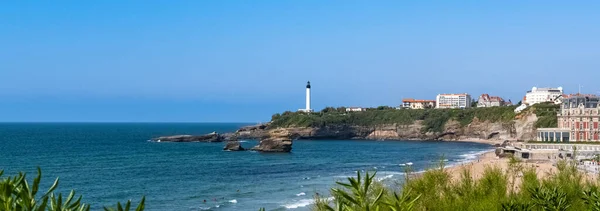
[
  {"xmin": 299, "ymin": 81, "xmax": 313, "ymax": 112},
  {"xmin": 305, "ymin": 81, "xmax": 312, "ymax": 112}
]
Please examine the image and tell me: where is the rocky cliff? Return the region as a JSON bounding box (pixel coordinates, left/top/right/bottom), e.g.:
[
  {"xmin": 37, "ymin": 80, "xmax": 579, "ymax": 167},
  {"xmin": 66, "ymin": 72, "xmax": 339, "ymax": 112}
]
[{"xmin": 238, "ymin": 113, "xmax": 538, "ymax": 143}]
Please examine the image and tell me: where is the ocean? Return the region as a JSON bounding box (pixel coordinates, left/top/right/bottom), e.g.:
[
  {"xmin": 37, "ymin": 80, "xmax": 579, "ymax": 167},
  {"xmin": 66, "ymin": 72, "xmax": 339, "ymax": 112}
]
[{"xmin": 0, "ymin": 123, "xmax": 492, "ymax": 211}]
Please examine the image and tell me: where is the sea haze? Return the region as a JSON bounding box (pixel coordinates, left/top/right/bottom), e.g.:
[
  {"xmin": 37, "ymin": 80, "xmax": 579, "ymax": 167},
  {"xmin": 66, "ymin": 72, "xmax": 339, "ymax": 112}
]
[{"xmin": 0, "ymin": 123, "xmax": 492, "ymax": 210}]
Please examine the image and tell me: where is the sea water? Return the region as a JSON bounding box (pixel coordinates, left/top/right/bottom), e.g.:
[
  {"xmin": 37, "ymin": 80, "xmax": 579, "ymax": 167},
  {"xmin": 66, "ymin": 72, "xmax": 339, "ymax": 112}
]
[{"xmin": 0, "ymin": 123, "xmax": 492, "ymax": 210}]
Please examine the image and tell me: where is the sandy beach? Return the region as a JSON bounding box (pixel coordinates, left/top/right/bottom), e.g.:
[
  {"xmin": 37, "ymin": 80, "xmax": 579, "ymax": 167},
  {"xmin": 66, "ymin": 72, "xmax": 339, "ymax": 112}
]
[{"xmin": 446, "ymin": 151, "xmax": 558, "ymax": 181}]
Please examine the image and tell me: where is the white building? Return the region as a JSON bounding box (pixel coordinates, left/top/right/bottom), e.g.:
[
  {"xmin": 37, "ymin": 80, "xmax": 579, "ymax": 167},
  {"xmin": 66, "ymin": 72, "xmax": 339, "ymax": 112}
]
[
  {"xmin": 436, "ymin": 93, "xmax": 472, "ymax": 109},
  {"xmin": 346, "ymin": 107, "xmax": 366, "ymax": 112},
  {"xmin": 402, "ymin": 99, "xmax": 436, "ymax": 109},
  {"xmin": 524, "ymin": 87, "xmax": 563, "ymax": 105},
  {"xmin": 298, "ymin": 81, "xmax": 314, "ymax": 112}
]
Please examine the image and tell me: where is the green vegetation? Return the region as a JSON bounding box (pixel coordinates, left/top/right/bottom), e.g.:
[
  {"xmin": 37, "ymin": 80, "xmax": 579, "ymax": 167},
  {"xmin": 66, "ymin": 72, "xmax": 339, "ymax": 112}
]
[
  {"xmin": 0, "ymin": 168, "xmax": 145, "ymax": 211},
  {"xmin": 313, "ymin": 158, "xmax": 600, "ymax": 211},
  {"xmin": 523, "ymin": 103, "xmax": 560, "ymax": 128},
  {"xmin": 271, "ymin": 106, "xmax": 517, "ymax": 133}
]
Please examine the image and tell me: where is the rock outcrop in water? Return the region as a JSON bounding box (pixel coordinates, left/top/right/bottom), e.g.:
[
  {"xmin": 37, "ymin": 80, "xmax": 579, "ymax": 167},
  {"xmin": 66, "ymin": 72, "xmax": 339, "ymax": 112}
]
[
  {"xmin": 152, "ymin": 132, "xmax": 223, "ymax": 142},
  {"xmin": 251, "ymin": 129, "xmax": 293, "ymax": 152},
  {"xmin": 223, "ymin": 141, "xmax": 245, "ymax": 151}
]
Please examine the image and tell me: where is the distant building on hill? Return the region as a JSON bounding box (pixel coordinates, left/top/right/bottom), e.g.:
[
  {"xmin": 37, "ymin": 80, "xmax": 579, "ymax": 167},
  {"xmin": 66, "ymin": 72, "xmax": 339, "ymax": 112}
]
[
  {"xmin": 525, "ymin": 86, "xmax": 563, "ymax": 105},
  {"xmin": 477, "ymin": 94, "xmax": 506, "ymax": 107},
  {"xmin": 346, "ymin": 107, "xmax": 366, "ymax": 112},
  {"xmin": 436, "ymin": 93, "xmax": 471, "ymax": 109},
  {"xmin": 537, "ymin": 94, "xmax": 600, "ymax": 142},
  {"xmin": 401, "ymin": 99, "xmax": 436, "ymax": 109}
]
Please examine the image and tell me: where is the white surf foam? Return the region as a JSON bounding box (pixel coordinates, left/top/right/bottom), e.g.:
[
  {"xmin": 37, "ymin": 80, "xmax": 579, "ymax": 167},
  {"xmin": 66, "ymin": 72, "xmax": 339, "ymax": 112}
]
[
  {"xmin": 296, "ymin": 192, "xmax": 306, "ymax": 196},
  {"xmin": 283, "ymin": 197, "xmax": 334, "ymax": 209},
  {"xmin": 229, "ymin": 199, "xmax": 237, "ymax": 204},
  {"xmin": 446, "ymin": 149, "xmax": 495, "ymax": 169},
  {"xmin": 458, "ymin": 150, "xmax": 493, "ymax": 162},
  {"xmin": 284, "ymin": 199, "xmax": 313, "ymax": 209},
  {"xmin": 376, "ymin": 174, "xmax": 394, "ymax": 182}
]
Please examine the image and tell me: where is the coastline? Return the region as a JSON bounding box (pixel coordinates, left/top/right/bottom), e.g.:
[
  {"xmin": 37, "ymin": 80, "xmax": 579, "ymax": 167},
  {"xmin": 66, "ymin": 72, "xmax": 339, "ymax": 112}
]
[{"xmin": 444, "ymin": 138, "xmax": 504, "ymax": 145}]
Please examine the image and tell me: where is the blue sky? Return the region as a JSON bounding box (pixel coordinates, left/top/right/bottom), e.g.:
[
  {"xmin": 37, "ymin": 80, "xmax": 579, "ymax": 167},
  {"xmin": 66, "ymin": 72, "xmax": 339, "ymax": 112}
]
[{"xmin": 1, "ymin": 1, "xmax": 599, "ymax": 122}]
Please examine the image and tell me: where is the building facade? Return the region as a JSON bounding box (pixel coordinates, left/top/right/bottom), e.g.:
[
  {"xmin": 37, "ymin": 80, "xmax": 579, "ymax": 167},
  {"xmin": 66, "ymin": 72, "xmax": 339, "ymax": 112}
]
[
  {"xmin": 477, "ymin": 94, "xmax": 506, "ymax": 107},
  {"xmin": 401, "ymin": 99, "xmax": 435, "ymax": 109},
  {"xmin": 537, "ymin": 95, "xmax": 600, "ymax": 142},
  {"xmin": 436, "ymin": 94, "xmax": 471, "ymax": 109},
  {"xmin": 525, "ymin": 87, "xmax": 563, "ymax": 105}
]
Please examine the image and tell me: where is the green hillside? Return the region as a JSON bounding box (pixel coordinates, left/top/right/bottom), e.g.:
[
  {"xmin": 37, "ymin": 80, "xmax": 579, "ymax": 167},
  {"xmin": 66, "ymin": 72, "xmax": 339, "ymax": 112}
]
[{"xmin": 270, "ymin": 106, "xmax": 518, "ymax": 133}]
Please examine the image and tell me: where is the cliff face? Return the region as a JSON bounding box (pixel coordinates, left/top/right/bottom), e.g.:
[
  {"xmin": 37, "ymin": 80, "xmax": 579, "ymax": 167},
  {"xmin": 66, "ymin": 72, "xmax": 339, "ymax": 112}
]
[{"xmin": 239, "ymin": 113, "xmax": 538, "ymax": 142}]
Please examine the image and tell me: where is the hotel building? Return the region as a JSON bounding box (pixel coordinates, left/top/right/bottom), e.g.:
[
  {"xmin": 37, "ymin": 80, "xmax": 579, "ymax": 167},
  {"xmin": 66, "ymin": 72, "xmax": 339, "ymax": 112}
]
[
  {"xmin": 436, "ymin": 94, "xmax": 471, "ymax": 109},
  {"xmin": 401, "ymin": 99, "xmax": 436, "ymax": 109},
  {"xmin": 525, "ymin": 87, "xmax": 563, "ymax": 105},
  {"xmin": 537, "ymin": 95, "xmax": 600, "ymax": 142}
]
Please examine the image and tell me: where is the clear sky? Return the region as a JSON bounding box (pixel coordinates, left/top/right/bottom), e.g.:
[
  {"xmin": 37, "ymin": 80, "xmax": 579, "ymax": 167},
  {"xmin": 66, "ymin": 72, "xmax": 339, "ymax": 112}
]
[{"xmin": 1, "ymin": 1, "xmax": 599, "ymax": 122}]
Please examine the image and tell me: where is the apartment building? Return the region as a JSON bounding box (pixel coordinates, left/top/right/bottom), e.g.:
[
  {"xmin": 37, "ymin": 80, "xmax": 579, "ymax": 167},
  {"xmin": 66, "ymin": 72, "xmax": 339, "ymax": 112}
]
[{"xmin": 436, "ymin": 94, "xmax": 471, "ymax": 109}]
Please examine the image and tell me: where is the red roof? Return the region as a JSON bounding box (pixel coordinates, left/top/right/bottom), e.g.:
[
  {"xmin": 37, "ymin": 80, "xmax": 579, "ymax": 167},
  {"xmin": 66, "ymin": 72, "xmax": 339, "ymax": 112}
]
[{"xmin": 402, "ymin": 98, "xmax": 435, "ymax": 103}]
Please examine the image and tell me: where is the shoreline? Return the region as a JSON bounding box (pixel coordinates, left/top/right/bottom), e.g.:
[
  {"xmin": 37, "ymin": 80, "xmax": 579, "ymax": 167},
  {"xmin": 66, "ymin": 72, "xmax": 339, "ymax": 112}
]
[
  {"xmin": 292, "ymin": 137, "xmax": 504, "ymax": 146},
  {"xmin": 444, "ymin": 150, "xmax": 558, "ymax": 181}
]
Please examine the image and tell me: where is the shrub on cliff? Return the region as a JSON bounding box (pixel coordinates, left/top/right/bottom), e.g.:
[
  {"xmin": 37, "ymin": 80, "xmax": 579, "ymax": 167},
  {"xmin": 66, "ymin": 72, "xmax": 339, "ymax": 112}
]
[{"xmin": 529, "ymin": 103, "xmax": 560, "ymax": 128}]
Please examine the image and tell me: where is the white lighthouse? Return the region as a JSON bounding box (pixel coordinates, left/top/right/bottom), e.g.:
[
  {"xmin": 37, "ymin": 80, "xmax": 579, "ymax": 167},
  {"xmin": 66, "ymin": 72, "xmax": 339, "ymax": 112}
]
[
  {"xmin": 299, "ymin": 81, "xmax": 313, "ymax": 112},
  {"xmin": 306, "ymin": 81, "xmax": 312, "ymax": 112}
]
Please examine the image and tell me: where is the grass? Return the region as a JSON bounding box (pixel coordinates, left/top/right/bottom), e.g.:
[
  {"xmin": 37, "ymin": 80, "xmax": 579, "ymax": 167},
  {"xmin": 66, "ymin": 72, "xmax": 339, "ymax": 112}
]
[{"xmin": 312, "ymin": 157, "xmax": 600, "ymax": 211}]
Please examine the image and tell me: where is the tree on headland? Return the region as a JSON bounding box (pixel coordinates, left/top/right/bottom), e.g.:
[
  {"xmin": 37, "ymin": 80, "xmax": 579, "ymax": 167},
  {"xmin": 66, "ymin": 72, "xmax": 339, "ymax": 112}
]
[
  {"xmin": 376, "ymin": 106, "xmax": 393, "ymax": 110},
  {"xmin": 321, "ymin": 107, "xmax": 337, "ymax": 113},
  {"xmin": 471, "ymin": 100, "xmax": 478, "ymax": 108},
  {"xmin": 272, "ymin": 113, "xmax": 281, "ymax": 120}
]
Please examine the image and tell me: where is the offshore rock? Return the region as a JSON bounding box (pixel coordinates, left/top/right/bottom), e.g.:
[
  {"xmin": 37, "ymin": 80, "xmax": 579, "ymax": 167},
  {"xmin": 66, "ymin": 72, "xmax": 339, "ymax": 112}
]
[
  {"xmin": 223, "ymin": 141, "xmax": 245, "ymax": 151},
  {"xmin": 251, "ymin": 129, "xmax": 292, "ymax": 152},
  {"xmin": 152, "ymin": 132, "xmax": 222, "ymax": 142}
]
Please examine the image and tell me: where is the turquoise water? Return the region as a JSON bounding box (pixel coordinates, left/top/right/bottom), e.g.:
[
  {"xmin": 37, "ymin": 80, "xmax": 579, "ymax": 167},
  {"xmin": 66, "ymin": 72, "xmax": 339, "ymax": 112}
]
[{"xmin": 0, "ymin": 123, "xmax": 492, "ymax": 211}]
